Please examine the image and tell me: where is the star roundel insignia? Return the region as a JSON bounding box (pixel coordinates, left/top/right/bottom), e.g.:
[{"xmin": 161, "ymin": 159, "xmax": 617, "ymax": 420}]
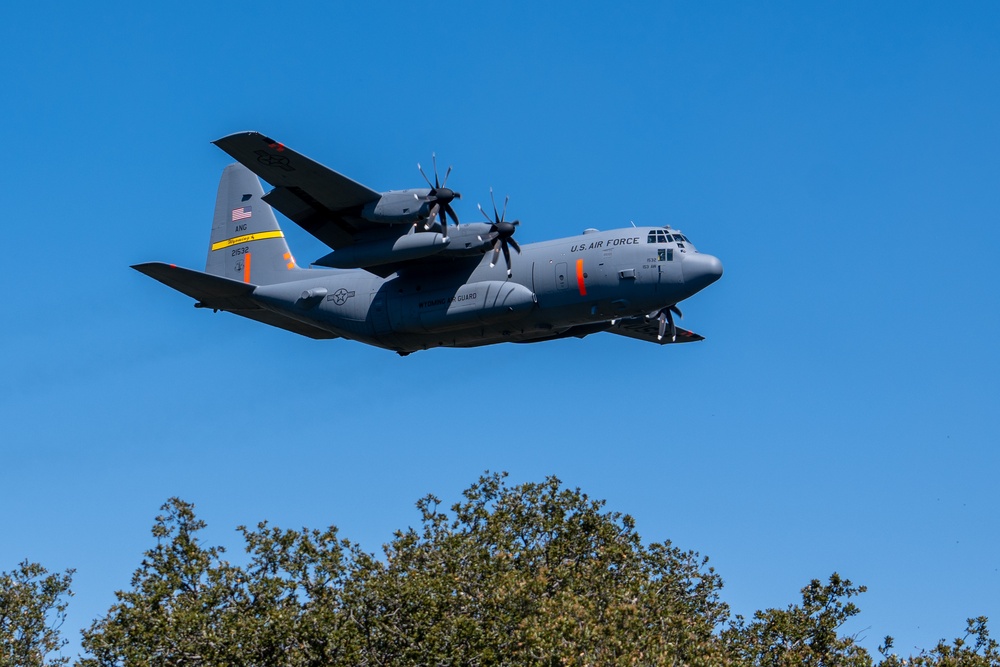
[
  {"xmin": 331, "ymin": 288, "xmax": 356, "ymax": 306},
  {"xmin": 253, "ymin": 149, "xmax": 295, "ymax": 172}
]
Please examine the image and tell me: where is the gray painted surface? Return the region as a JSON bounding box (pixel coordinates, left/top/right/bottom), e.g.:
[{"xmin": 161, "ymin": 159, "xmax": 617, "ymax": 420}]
[{"xmin": 134, "ymin": 133, "xmax": 723, "ymax": 355}]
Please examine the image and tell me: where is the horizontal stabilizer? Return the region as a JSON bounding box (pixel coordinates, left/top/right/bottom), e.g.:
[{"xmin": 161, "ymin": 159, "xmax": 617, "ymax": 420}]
[
  {"xmin": 133, "ymin": 262, "xmax": 256, "ymax": 308},
  {"xmin": 132, "ymin": 262, "xmax": 338, "ymax": 340},
  {"xmin": 225, "ymin": 308, "xmax": 340, "ymax": 340}
]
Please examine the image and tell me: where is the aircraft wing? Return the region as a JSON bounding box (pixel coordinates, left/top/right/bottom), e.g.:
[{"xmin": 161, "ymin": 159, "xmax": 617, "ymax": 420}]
[
  {"xmin": 132, "ymin": 262, "xmax": 339, "ymax": 340},
  {"xmin": 213, "ymin": 132, "xmax": 382, "ymax": 250},
  {"xmin": 606, "ymin": 317, "xmax": 704, "ymax": 345},
  {"xmin": 514, "ymin": 319, "xmax": 704, "ymax": 346}
]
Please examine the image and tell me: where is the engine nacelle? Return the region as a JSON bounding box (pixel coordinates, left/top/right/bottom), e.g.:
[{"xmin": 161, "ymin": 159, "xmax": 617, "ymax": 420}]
[
  {"xmin": 390, "ymin": 281, "xmax": 536, "ymax": 333},
  {"xmin": 360, "ymin": 190, "xmax": 430, "ymax": 224},
  {"xmin": 315, "ymin": 232, "xmax": 449, "ymax": 269}
]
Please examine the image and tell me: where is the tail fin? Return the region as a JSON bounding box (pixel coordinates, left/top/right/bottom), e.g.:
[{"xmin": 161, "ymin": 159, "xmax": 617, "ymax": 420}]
[{"xmin": 205, "ymin": 163, "xmax": 304, "ymax": 285}]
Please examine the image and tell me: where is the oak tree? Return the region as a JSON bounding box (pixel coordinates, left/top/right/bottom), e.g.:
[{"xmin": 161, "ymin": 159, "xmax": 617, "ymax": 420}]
[
  {"xmin": 74, "ymin": 475, "xmax": 1000, "ymax": 666},
  {"xmin": 0, "ymin": 560, "xmax": 73, "ymax": 667}
]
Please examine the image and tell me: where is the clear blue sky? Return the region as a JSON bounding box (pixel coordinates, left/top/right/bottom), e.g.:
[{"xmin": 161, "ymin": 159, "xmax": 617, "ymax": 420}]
[{"xmin": 3, "ymin": 1, "xmax": 998, "ymax": 659}]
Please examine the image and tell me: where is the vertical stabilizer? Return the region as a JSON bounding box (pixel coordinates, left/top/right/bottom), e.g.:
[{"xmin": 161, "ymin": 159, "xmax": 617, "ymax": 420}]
[{"xmin": 205, "ymin": 163, "xmax": 303, "ymax": 285}]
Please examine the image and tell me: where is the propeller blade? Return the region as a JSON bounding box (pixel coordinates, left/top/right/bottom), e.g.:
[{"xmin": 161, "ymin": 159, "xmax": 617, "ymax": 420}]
[
  {"xmin": 443, "ymin": 202, "xmax": 460, "ymax": 227},
  {"xmin": 418, "ymin": 154, "xmax": 461, "ymax": 235},
  {"xmin": 490, "ymin": 188, "xmax": 500, "ymax": 223},
  {"xmin": 480, "ymin": 189, "xmax": 520, "ymax": 271},
  {"xmin": 666, "ymin": 308, "xmax": 677, "ymax": 342},
  {"xmin": 670, "ymin": 304, "xmax": 683, "ymax": 319},
  {"xmin": 657, "ymin": 311, "xmax": 668, "ymax": 341},
  {"xmin": 417, "ymin": 163, "xmax": 433, "ymax": 189},
  {"xmin": 478, "ymin": 203, "xmax": 493, "ymax": 223},
  {"xmin": 425, "ymin": 203, "xmax": 440, "ymax": 230}
]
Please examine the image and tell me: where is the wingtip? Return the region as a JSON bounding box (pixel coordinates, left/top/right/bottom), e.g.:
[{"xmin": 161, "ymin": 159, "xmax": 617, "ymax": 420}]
[
  {"xmin": 211, "ymin": 130, "xmax": 264, "ymax": 146},
  {"xmin": 131, "ymin": 261, "xmax": 177, "ymax": 276}
]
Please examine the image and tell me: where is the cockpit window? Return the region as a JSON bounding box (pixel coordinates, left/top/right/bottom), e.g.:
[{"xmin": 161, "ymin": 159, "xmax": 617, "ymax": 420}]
[{"xmin": 648, "ymin": 230, "xmax": 697, "ymax": 244}]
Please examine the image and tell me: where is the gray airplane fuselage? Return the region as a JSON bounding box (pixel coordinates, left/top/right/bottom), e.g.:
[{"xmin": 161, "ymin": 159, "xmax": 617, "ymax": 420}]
[
  {"xmin": 135, "ymin": 137, "xmax": 723, "ymax": 354},
  {"xmin": 251, "ymin": 224, "xmax": 722, "ymax": 354}
]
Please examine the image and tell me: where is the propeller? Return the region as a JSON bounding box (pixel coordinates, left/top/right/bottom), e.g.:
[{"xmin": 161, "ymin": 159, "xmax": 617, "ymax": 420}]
[
  {"xmin": 477, "ymin": 189, "xmax": 521, "ymax": 278},
  {"xmin": 650, "ymin": 304, "xmax": 683, "ymax": 342},
  {"xmin": 416, "ymin": 153, "xmax": 461, "ymax": 237}
]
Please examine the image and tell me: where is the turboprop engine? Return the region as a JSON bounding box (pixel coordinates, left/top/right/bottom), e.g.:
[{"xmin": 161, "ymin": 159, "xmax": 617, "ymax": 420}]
[{"xmin": 359, "ymin": 190, "xmax": 430, "ymax": 225}]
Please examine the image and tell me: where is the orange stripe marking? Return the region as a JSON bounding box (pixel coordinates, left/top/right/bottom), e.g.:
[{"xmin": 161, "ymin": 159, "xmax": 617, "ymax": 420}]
[
  {"xmin": 243, "ymin": 253, "xmax": 252, "ymax": 283},
  {"xmin": 576, "ymin": 258, "xmax": 587, "ymax": 296}
]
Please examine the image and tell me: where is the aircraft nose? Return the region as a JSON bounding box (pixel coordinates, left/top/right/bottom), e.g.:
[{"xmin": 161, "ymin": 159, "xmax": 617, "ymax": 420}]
[{"xmin": 682, "ymin": 253, "xmax": 724, "ymax": 291}]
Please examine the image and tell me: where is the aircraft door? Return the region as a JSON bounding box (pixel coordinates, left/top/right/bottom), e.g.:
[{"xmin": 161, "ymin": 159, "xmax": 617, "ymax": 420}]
[
  {"xmin": 656, "ymin": 246, "xmax": 681, "ymax": 292},
  {"xmin": 555, "ymin": 262, "xmax": 568, "ymax": 290},
  {"xmin": 370, "ymin": 292, "xmax": 391, "ymax": 335}
]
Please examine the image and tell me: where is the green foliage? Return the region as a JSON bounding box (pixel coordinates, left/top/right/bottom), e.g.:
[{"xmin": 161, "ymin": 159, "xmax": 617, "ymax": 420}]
[
  {"xmin": 78, "ymin": 498, "xmax": 237, "ymax": 666},
  {"xmin": 0, "ymin": 560, "xmax": 74, "ymax": 667},
  {"xmin": 232, "ymin": 520, "xmax": 359, "ymax": 665},
  {"xmin": 17, "ymin": 474, "xmax": 995, "ymax": 666},
  {"xmin": 78, "ymin": 475, "xmax": 731, "ymax": 665},
  {"xmin": 878, "ymin": 617, "xmax": 1000, "ymax": 667},
  {"xmin": 723, "ymin": 573, "xmax": 872, "ymax": 666},
  {"xmin": 343, "ymin": 472, "xmax": 730, "ymax": 665},
  {"xmin": 78, "ymin": 498, "xmax": 361, "ymax": 667}
]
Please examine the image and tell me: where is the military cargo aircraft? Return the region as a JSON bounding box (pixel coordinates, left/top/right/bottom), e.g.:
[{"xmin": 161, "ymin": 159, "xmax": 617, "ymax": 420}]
[{"xmin": 134, "ymin": 132, "xmax": 723, "ymax": 355}]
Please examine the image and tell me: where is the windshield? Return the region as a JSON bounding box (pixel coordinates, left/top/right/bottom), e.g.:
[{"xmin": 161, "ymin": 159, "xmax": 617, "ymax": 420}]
[{"xmin": 646, "ymin": 229, "xmax": 692, "ymax": 245}]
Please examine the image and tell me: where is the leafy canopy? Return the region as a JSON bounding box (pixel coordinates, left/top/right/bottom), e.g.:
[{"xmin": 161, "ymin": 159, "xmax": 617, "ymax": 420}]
[
  {"xmin": 5, "ymin": 472, "xmax": 998, "ymax": 666},
  {"xmin": 0, "ymin": 560, "xmax": 73, "ymax": 667}
]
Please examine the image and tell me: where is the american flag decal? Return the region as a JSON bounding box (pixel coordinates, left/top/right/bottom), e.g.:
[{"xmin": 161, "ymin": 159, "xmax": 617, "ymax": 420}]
[{"xmin": 232, "ymin": 206, "xmax": 252, "ymax": 221}]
